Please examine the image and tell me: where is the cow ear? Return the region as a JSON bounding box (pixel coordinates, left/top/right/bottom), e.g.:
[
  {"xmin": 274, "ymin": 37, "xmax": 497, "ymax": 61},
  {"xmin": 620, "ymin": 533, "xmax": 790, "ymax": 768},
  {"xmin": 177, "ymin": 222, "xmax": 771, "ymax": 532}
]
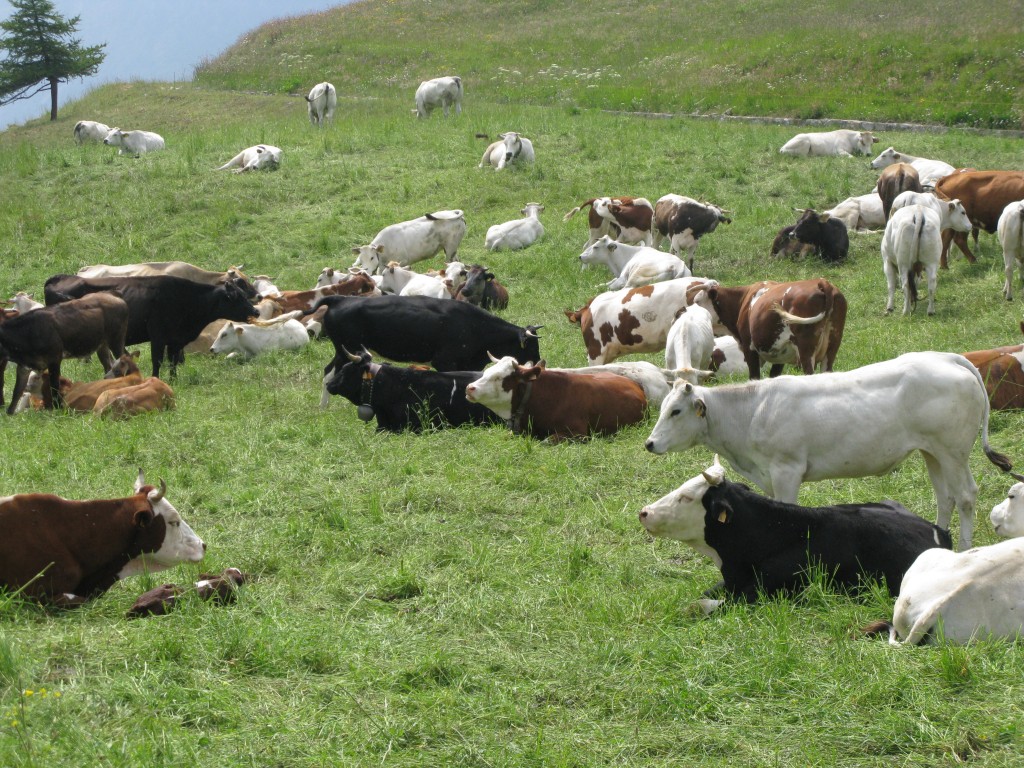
[
  {"xmin": 523, "ymin": 365, "xmax": 543, "ymax": 382},
  {"xmin": 817, "ymin": 213, "xmax": 830, "ymax": 223},
  {"xmin": 235, "ymin": 325, "xmax": 245, "ymax": 335},
  {"xmin": 694, "ymin": 398, "xmax": 707, "ymax": 418},
  {"xmin": 607, "ymin": 241, "xmax": 617, "ymax": 251},
  {"xmin": 712, "ymin": 500, "xmax": 733, "ymax": 524},
  {"xmin": 351, "ymin": 248, "xmax": 362, "ymax": 255},
  {"xmin": 134, "ymin": 508, "xmax": 154, "ymax": 528}
]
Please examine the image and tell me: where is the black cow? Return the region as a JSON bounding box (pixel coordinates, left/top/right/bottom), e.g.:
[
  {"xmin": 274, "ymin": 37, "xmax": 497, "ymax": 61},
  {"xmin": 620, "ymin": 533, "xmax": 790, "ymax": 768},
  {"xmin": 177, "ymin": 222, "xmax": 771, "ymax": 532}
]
[
  {"xmin": 639, "ymin": 459, "xmax": 951, "ymax": 607},
  {"xmin": 44, "ymin": 275, "xmax": 257, "ymax": 378},
  {"xmin": 790, "ymin": 208, "xmax": 850, "ymax": 263},
  {"xmin": 455, "ymin": 265, "xmax": 509, "ymax": 311},
  {"xmin": 0, "ymin": 294, "xmax": 129, "ymax": 414},
  {"xmin": 325, "ymin": 349, "xmax": 503, "ymax": 432},
  {"xmin": 313, "ymin": 294, "xmax": 541, "ymax": 382}
]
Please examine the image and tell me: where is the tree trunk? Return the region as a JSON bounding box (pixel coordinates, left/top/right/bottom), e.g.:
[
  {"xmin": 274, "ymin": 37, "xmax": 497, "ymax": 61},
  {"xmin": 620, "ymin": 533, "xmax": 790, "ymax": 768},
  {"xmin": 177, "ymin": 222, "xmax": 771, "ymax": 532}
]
[{"xmin": 49, "ymin": 77, "xmax": 59, "ymax": 121}]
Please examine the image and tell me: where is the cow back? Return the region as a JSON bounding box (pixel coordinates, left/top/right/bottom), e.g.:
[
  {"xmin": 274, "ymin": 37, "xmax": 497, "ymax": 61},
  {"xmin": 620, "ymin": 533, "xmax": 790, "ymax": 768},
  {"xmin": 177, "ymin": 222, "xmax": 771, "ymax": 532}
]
[{"xmin": 520, "ymin": 370, "xmax": 646, "ymax": 439}]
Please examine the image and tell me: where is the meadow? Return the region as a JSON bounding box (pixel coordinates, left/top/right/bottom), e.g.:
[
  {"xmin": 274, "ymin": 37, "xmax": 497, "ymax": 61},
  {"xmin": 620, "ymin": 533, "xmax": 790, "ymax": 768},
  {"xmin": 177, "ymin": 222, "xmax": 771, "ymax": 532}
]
[{"xmin": 1, "ymin": 4, "xmax": 1024, "ymax": 766}]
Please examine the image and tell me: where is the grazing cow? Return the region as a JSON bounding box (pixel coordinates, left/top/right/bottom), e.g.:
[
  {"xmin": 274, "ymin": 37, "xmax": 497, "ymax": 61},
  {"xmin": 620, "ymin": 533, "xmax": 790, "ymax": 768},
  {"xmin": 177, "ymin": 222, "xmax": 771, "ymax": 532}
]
[
  {"xmin": 77, "ymin": 262, "xmax": 254, "ymax": 293},
  {"xmin": 869, "ymin": 147, "xmax": 956, "ymax": 187},
  {"xmin": 478, "ymin": 132, "xmax": 535, "ymax": 170},
  {"xmin": 823, "ymin": 192, "xmax": 885, "ymax": 232},
  {"xmin": 564, "ymin": 278, "xmax": 719, "ymax": 366},
  {"xmin": 790, "ymin": 208, "xmax": 849, "ymax": 262},
  {"xmin": 934, "ymin": 170, "xmax": 1024, "ymax": 266},
  {"xmin": 73, "ymin": 120, "xmax": 110, "ymax": 144},
  {"xmin": 413, "ymin": 76, "xmax": 463, "ymax": 118},
  {"xmin": 770, "ymin": 224, "xmax": 815, "ymax": 258},
  {"xmin": 652, "ymin": 194, "xmax": 732, "ymax": 269},
  {"xmin": 882, "ymin": 202, "xmax": 972, "ymax": 315},
  {"xmin": 665, "ymin": 297, "xmax": 715, "ymax": 373},
  {"xmin": 352, "ymin": 210, "xmax": 467, "ymax": 273},
  {"xmin": 548, "ymin": 361, "xmax": 677, "ymax": 408},
  {"xmin": 466, "ymin": 356, "xmax": 646, "ymax": 440},
  {"xmin": 645, "ymin": 352, "xmax": 1015, "ymax": 550},
  {"xmin": 216, "ymin": 144, "xmax": 282, "ymax": 173},
  {"xmin": 563, "ymin": 196, "xmax": 654, "ymax": 247},
  {"xmin": 306, "ymin": 82, "xmax": 337, "ymax": 126},
  {"xmin": 876, "ymin": 162, "xmax": 923, "ymax": 221},
  {"xmin": 44, "ymin": 274, "xmax": 258, "ymax": 378},
  {"xmin": 94, "ymin": 377, "xmax": 175, "ymax": 418},
  {"xmin": 705, "ymin": 279, "xmax": 846, "ymax": 378},
  {"xmin": 379, "ymin": 262, "xmax": 451, "ymax": 299},
  {"xmin": 779, "ymin": 129, "xmax": 878, "ymax": 157},
  {"xmin": 454, "ymin": 264, "xmax": 509, "ymax": 311},
  {"xmin": 963, "ymin": 327, "xmax": 1024, "ymax": 410},
  {"xmin": 324, "ymin": 349, "xmax": 501, "ymax": 431},
  {"xmin": 0, "ymin": 293, "xmax": 128, "ymax": 414},
  {"xmin": 640, "ymin": 456, "xmax": 951, "ymax": 611},
  {"xmin": 579, "ymin": 235, "xmax": 690, "ymax": 290},
  {"xmin": 998, "ymin": 200, "xmax": 1024, "ymax": 300},
  {"xmin": 0, "ymin": 471, "xmax": 205, "ymax": 605},
  {"xmin": 210, "ymin": 318, "xmax": 310, "ymax": 358},
  {"xmin": 485, "ymin": 203, "xmax": 545, "ymax": 251},
  {"xmin": 103, "ymin": 128, "xmax": 165, "ymax": 156}
]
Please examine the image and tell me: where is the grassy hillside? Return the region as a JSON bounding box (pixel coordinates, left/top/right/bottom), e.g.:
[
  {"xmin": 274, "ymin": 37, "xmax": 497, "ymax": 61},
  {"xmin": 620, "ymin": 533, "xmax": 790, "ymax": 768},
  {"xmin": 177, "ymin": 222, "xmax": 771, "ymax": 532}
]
[{"xmin": 194, "ymin": 0, "xmax": 1024, "ymax": 128}]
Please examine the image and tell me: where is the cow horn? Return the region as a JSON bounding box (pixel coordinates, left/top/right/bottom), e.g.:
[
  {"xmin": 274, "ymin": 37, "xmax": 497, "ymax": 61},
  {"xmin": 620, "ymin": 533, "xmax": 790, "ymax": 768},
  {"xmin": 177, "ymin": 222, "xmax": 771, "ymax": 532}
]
[
  {"xmin": 150, "ymin": 479, "xmax": 167, "ymax": 503},
  {"xmin": 701, "ymin": 455, "xmax": 726, "ymax": 486},
  {"xmin": 525, "ymin": 325, "xmax": 543, "ymax": 338},
  {"xmin": 487, "ymin": 351, "xmax": 501, "ymax": 363},
  {"xmin": 342, "ymin": 345, "xmax": 361, "ymax": 362}
]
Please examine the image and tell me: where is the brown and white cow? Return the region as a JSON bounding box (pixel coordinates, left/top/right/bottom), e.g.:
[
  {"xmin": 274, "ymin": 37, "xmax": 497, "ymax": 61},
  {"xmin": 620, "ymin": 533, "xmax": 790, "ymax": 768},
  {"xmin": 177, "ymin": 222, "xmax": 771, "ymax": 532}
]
[
  {"xmin": 876, "ymin": 162, "xmax": 922, "ymax": 221},
  {"xmin": 465, "ymin": 355, "xmax": 646, "ymax": 440},
  {"xmin": 93, "ymin": 377, "xmax": 176, "ymax": 418},
  {"xmin": 270, "ymin": 274, "xmax": 378, "ymax": 314},
  {"xmin": 652, "ymin": 194, "xmax": 731, "ymax": 269},
  {"xmin": 963, "ymin": 325, "xmax": 1024, "ymax": 410},
  {"xmin": 706, "ymin": 279, "xmax": 847, "ymax": 378},
  {"xmin": 0, "ymin": 471, "xmax": 205, "ymax": 605},
  {"xmin": 934, "ymin": 170, "xmax": 1024, "ymax": 267},
  {"xmin": 563, "ymin": 196, "xmax": 655, "ymax": 247}
]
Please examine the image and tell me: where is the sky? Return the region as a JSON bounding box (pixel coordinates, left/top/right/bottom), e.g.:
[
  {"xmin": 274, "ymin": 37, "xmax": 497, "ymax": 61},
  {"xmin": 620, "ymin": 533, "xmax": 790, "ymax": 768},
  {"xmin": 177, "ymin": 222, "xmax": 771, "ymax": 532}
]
[{"xmin": 0, "ymin": 0, "xmax": 351, "ymax": 131}]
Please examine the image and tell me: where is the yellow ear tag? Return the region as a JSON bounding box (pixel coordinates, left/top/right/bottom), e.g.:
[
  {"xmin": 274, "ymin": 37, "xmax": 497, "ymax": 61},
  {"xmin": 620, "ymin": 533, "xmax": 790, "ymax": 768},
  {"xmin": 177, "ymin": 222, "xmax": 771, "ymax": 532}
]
[
  {"xmin": 362, "ymin": 371, "xmax": 373, "ymax": 380},
  {"xmin": 717, "ymin": 511, "xmax": 729, "ymax": 523}
]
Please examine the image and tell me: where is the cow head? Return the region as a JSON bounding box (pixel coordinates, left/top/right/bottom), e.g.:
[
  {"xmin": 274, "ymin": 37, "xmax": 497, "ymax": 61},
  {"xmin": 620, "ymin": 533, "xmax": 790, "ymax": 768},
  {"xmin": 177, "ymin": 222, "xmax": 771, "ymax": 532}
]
[
  {"xmin": 351, "ymin": 244, "xmax": 385, "ymax": 275},
  {"xmin": 215, "ymin": 280, "xmax": 259, "ymax": 321},
  {"xmin": 105, "ymin": 350, "xmax": 142, "ymax": 379},
  {"xmin": 119, "ymin": 470, "xmax": 206, "ymax": 578},
  {"xmin": 946, "ymin": 199, "xmax": 973, "ymax": 233},
  {"xmin": 465, "ymin": 354, "xmax": 541, "ymax": 420},
  {"xmin": 518, "ymin": 325, "xmax": 542, "ymax": 363},
  {"xmin": 855, "ymin": 131, "xmax": 879, "ymax": 155},
  {"xmin": 521, "ymin": 203, "xmax": 544, "ymax": 217},
  {"xmin": 990, "ymin": 482, "xmax": 1024, "ymax": 538},
  {"xmin": 579, "ymin": 235, "xmax": 617, "ymax": 267},
  {"xmin": 644, "ymin": 380, "xmax": 709, "ymax": 454},
  {"xmin": 498, "ymin": 132, "xmax": 524, "ymax": 164},
  {"xmin": 870, "ymin": 146, "xmax": 900, "ymax": 170},
  {"xmin": 102, "ymin": 128, "xmax": 125, "ymax": 147},
  {"xmin": 325, "ymin": 347, "xmax": 377, "ymax": 410},
  {"xmin": 639, "ymin": 455, "xmax": 726, "ymax": 543}
]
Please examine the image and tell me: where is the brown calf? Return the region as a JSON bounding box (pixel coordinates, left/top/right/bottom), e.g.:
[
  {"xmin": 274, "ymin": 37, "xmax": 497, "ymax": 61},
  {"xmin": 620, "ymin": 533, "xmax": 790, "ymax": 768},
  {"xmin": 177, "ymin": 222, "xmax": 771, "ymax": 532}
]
[{"xmin": 93, "ymin": 377, "xmax": 175, "ymax": 418}]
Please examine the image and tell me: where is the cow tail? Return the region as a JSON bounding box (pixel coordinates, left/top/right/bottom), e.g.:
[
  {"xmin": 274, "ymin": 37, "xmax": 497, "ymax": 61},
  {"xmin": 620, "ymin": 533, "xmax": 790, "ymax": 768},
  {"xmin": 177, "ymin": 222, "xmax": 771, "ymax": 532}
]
[
  {"xmin": 563, "ymin": 199, "xmax": 596, "ymax": 222},
  {"xmin": 860, "ymin": 620, "xmax": 897, "ymax": 643},
  {"xmin": 956, "ymin": 354, "xmax": 1014, "ymax": 472},
  {"xmin": 771, "ymin": 303, "xmax": 826, "ymax": 325},
  {"xmin": 907, "ymin": 213, "xmax": 926, "ymax": 306}
]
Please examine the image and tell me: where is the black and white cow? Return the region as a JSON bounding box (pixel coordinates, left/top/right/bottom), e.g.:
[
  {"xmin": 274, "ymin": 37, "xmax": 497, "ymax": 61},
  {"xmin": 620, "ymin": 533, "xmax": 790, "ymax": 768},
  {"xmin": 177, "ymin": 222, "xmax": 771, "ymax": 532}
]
[{"xmin": 653, "ymin": 194, "xmax": 731, "ymax": 270}]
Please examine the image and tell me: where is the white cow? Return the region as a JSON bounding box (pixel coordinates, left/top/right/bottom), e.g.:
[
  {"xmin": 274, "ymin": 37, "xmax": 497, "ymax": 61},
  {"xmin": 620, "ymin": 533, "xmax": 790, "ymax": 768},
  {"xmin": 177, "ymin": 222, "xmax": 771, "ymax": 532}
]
[
  {"xmin": 645, "ymin": 351, "xmax": 1014, "ymax": 550},
  {"xmin": 426, "ymin": 261, "xmax": 468, "ymax": 294},
  {"xmin": 103, "ymin": 128, "xmax": 165, "ymax": 156},
  {"xmin": 779, "ymin": 129, "xmax": 878, "ymax": 157},
  {"xmin": 210, "ymin": 319, "xmax": 309, "ymax": 358},
  {"xmin": 351, "ymin": 210, "xmax": 466, "ymax": 274},
  {"xmin": 306, "ymin": 82, "xmax": 337, "ymax": 126},
  {"xmin": 891, "ymin": 191, "xmax": 971, "ymax": 230},
  {"xmin": 548, "ymin": 361, "xmax": 682, "ymax": 408},
  {"xmin": 664, "ymin": 295, "xmax": 715, "ymax": 372},
  {"xmin": 5, "ymin": 292, "xmax": 42, "ymax": 313},
  {"xmin": 413, "ymin": 76, "xmax": 463, "ymax": 118},
  {"xmin": 379, "ymin": 262, "xmax": 451, "ymax": 299},
  {"xmin": 997, "ymin": 200, "xmax": 1024, "ymax": 301},
  {"xmin": 882, "ymin": 202, "xmax": 972, "ymax": 315},
  {"xmin": 479, "ymin": 132, "xmax": 535, "ymax": 170},
  {"xmin": 869, "ymin": 147, "xmax": 956, "ymax": 187},
  {"xmin": 824, "ymin": 192, "xmax": 885, "ymax": 232},
  {"xmin": 485, "ymin": 203, "xmax": 545, "ymax": 251},
  {"xmin": 579, "ymin": 235, "xmax": 690, "ymax": 290},
  {"xmin": 73, "ymin": 120, "xmax": 111, "ymax": 144},
  {"xmin": 250, "ymin": 275, "xmax": 283, "ymax": 299},
  {"xmin": 216, "ymin": 144, "xmax": 282, "ymax": 173}
]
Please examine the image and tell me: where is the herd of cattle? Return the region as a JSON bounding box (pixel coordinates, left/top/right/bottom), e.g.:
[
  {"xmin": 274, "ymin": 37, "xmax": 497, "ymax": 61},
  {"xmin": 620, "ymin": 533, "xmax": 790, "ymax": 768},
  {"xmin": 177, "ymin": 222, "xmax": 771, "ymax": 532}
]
[{"xmin": 4, "ymin": 80, "xmax": 1024, "ymax": 645}]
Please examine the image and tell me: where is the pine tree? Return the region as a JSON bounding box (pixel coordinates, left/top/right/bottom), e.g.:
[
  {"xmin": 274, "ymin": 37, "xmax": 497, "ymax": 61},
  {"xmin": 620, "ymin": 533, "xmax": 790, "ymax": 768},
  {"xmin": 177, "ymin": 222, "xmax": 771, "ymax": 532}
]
[{"xmin": 0, "ymin": 0, "xmax": 104, "ymax": 120}]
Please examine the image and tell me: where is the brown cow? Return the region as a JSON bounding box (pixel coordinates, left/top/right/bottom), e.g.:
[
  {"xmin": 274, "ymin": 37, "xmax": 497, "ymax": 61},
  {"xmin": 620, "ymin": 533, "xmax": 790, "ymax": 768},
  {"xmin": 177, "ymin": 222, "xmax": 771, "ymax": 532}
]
[
  {"xmin": 876, "ymin": 162, "xmax": 922, "ymax": 221},
  {"xmin": 706, "ymin": 279, "xmax": 847, "ymax": 379},
  {"xmin": 963, "ymin": 324, "xmax": 1024, "ymax": 410},
  {"xmin": 93, "ymin": 377, "xmax": 175, "ymax": 418},
  {"xmin": 934, "ymin": 170, "xmax": 1024, "ymax": 267},
  {"xmin": 0, "ymin": 471, "xmax": 205, "ymax": 605},
  {"xmin": 271, "ymin": 273, "xmax": 377, "ymax": 314},
  {"xmin": 465, "ymin": 356, "xmax": 647, "ymax": 440},
  {"xmin": 455, "ymin": 264, "xmax": 509, "ymax": 310},
  {"xmin": 563, "ymin": 196, "xmax": 655, "ymax": 247},
  {"xmin": 57, "ymin": 351, "xmax": 144, "ymax": 412}
]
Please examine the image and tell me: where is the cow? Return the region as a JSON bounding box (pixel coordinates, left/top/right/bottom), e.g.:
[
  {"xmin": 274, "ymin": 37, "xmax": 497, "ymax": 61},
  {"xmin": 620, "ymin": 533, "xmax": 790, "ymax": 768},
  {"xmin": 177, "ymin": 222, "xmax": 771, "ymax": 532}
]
[
  {"xmin": 454, "ymin": 264, "xmax": 509, "ymax": 311},
  {"xmin": 103, "ymin": 128, "xmax": 165, "ymax": 156},
  {"xmin": 998, "ymin": 200, "xmax": 1024, "ymax": 300},
  {"xmin": 76, "ymin": 262, "xmax": 254, "ymax": 293},
  {"xmin": 94, "ymin": 377, "xmax": 176, "ymax": 418},
  {"xmin": 869, "ymin": 147, "xmax": 956, "ymax": 187},
  {"xmin": 62, "ymin": 352, "xmax": 145, "ymax": 412},
  {"xmin": 271, "ymin": 275, "xmax": 378, "ymax": 314},
  {"xmin": 216, "ymin": 144, "xmax": 282, "ymax": 173},
  {"xmin": 485, "ymin": 203, "xmax": 545, "ymax": 251},
  {"xmin": 352, "ymin": 210, "xmax": 467, "ymax": 273},
  {"xmin": 882, "ymin": 202, "xmax": 972, "ymax": 316},
  {"xmin": 652, "ymin": 194, "xmax": 732, "ymax": 269},
  {"xmin": 709, "ymin": 335, "xmax": 748, "ymax": 378},
  {"xmin": 43, "ymin": 274, "xmax": 258, "ymax": 378},
  {"xmin": 126, "ymin": 567, "xmax": 248, "ymax": 618},
  {"xmin": 427, "ymin": 261, "xmax": 469, "ymax": 295},
  {"xmin": 579, "ymin": 235, "xmax": 690, "ymax": 290},
  {"xmin": 0, "ymin": 471, "xmax": 205, "ymax": 605},
  {"xmin": 665, "ymin": 296, "xmax": 715, "ymax": 373},
  {"xmin": 249, "ymin": 276, "xmax": 282, "ymax": 299},
  {"xmin": 790, "ymin": 208, "xmax": 849, "ymax": 262},
  {"xmin": 963, "ymin": 327, "xmax": 1024, "ymax": 410},
  {"xmin": 5, "ymin": 292, "xmax": 42, "ymax": 313},
  {"xmin": 413, "ymin": 76, "xmax": 463, "ymax": 118},
  {"xmin": 891, "ymin": 191, "xmax": 972, "ymax": 234},
  {"xmin": 210, "ymin": 318, "xmax": 310, "ymax": 358},
  {"xmin": 324, "ymin": 349, "xmax": 502, "ymax": 431},
  {"xmin": 479, "ymin": 132, "xmax": 535, "ymax": 171},
  {"xmin": 770, "ymin": 224, "xmax": 815, "ymax": 258},
  {"xmin": 564, "ymin": 278, "xmax": 719, "ymax": 366},
  {"xmin": 876, "ymin": 162, "xmax": 922, "ymax": 221},
  {"xmin": 73, "ymin": 120, "xmax": 110, "ymax": 144},
  {"xmin": 563, "ymin": 196, "xmax": 654, "ymax": 247},
  {"xmin": 379, "ymin": 262, "xmax": 451, "ymax": 299},
  {"xmin": 779, "ymin": 129, "xmax": 878, "ymax": 157},
  {"xmin": 465, "ymin": 356, "xmax": 646, "ymax": 440},
  {"xmin": 823, "ymin": 192, "xmax": 885, "ymax": 232},
  {"xmin": 639, "ymin": 456, "xmax": 952, "ymax": 612},
  {"xmin": 306, "ymin": 81, "xmax": 337, "ymax": 126},
  {"xmin": 548, "ymin": 361, "xmax": 679, "ymax": 408},
  {"xmin": 644, "ymin": 351, "xmax": 1015, "ymax": 551},
  {"xmin": 0, "ymin": 293, "xmax": 129, "ymax": 414},
  {"xmin": 705, "ymin": 279, "xmax": 846, "ymax": 378},
  {"xmin": 934, "ymin": 170, "xmax": 1024, "ymax": 267}
]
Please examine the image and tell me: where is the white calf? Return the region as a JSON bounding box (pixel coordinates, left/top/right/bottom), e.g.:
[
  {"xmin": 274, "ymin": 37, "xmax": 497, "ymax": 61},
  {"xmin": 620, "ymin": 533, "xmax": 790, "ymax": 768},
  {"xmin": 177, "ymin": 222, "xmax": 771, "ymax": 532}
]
[
  {"xmin": 580, "ymin": 235, "xmax": 689, "ymax": 290},
  {"xmin": 306, "ymin": 82, "xmax": 337, "ymax": 126},
  {"xmin": 351, "ymin": 210, "xmax": 466, "ymax": 274},
  {"xmin": 479, "ymin": 132, "xmax": 535, "ymax": 170},
  {"xmin": 824, "ymin": 193, "xmax": 885, "ymax": 232},
  {"xmin": 210, "ymin": 319, "xmax": 309, "ymax": 358},
  {"xmin": 485, "ymin": 203, "xmax": 545, "ymax": 251},
  {"xmin": 379, "ymin": 263, "xmax": 450, "ymax": 299},
  {"xmin": 6, "ymin": 292, "xmax": 42, "ymax": 313},
  {"xmin": 779, "ymin": 129, "xmax": 878, "ymax": 157},
  {"xmin": 74, "ymin": 120, "xmax": 111, "ymax": 144},
  {"xmin": 103, "ymin": 128, "xmax": 165, "ymax": 156},
  {"xmin": 997, "ymin": 200, "xmax": 1024, "ymax": 301},
  {"xmin": 413, "ymin": 76, "xmax": 463, "ymax": 118},
  {"xmin": 216, "ymin": 144, "xmax": 282, "ymax": 173},
  {"xmin": 664, "ymin": 296, "xmax": 715, "ymax": 372},
  {"xmin": 870, "ymin": 147, "xmax": 956, "ymax": 187}
]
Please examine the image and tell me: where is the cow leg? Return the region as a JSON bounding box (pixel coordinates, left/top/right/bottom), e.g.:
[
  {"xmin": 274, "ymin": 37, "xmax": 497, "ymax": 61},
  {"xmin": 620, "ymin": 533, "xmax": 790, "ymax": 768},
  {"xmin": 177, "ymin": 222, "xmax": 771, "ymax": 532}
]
[
  {"xmin": 920, "ymin": 452, "xmax": 961, "ymax": 546},
  {"xmin": 0, "ymin": 357, "xmax": 6, "ymax": 406},
  {"xmin": 47, "ymin": 359, "xmax": 66, "ymax": 408},
  {"xmin": 743, "ymin": 350, "xmax": 762, "ymax": 380},
  {"xmin": 6, "ymin": 364, "xmax": 32, "ymax": 415},
  {"xmin": 151, "ymin": 341, "xmax": 165, "ymax": 379},
  {"xmin": 768, "ymin": 363, "xmax": 784, "ymax": 377},
  {"xmin": 1005, "ymin": 259, "xmax": 1016, "ymax": 301},
  {"xmin": 96, "ymin": 345, "xmax": 115, "ymax": 373},
  {"xmin": 925, "ymin": 264, "xmax": 938, "ymax": 316},
  {"xmin": 883, "ymin": 257, "xmax": 899, "ymax": 313}
]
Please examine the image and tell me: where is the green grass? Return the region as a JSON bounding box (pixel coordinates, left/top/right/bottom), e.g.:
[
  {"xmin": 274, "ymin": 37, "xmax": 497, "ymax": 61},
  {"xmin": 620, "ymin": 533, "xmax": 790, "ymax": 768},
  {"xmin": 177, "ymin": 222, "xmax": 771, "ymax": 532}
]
[{"xmin": 1, "ymin": 5, "xmax": 1024, "ymax": 766}]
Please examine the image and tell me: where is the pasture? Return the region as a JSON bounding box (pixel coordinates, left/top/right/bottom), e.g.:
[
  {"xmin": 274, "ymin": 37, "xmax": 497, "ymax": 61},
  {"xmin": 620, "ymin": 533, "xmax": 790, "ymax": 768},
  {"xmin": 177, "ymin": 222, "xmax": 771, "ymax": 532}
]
[{"xmin": 1, "ymin": 80, "xmax": 1024, "ymax": 766}]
